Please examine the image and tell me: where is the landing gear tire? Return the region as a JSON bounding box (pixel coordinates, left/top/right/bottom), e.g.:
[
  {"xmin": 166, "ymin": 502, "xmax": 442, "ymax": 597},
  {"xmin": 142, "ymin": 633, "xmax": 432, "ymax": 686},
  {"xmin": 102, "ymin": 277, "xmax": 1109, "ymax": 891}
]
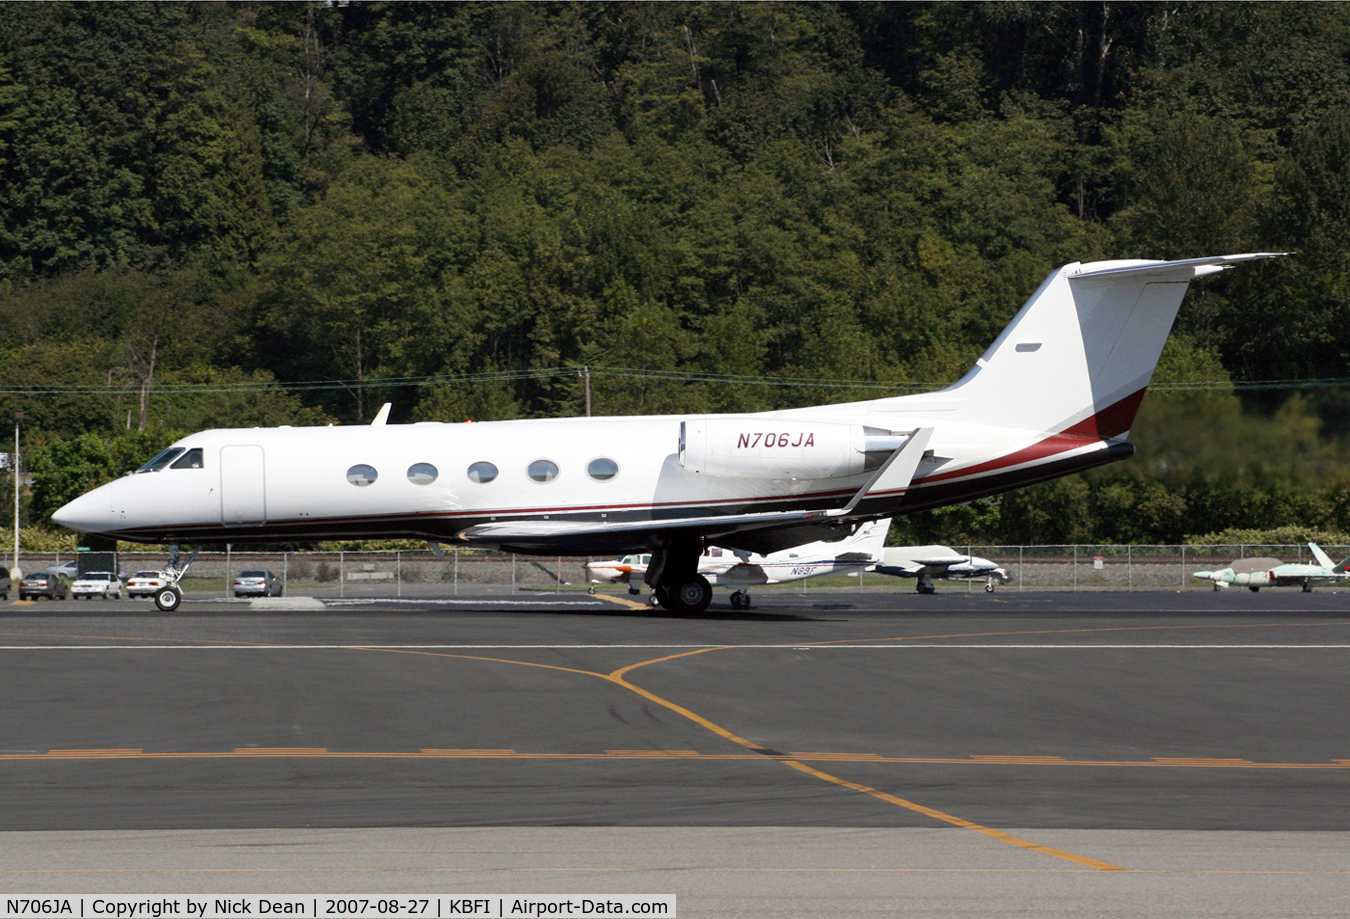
[
  {"xmin": 917, "ymin": 585, "xmax": 937, "ymax": 595},
  {"xmin": 1302, "ymin": 582, "xmax": 1313, "ymax": 593},
  {"xmin": 730, "ymin": 590, "xmax": 752, "ymax": 611},
  {"xmin": 628, "ymin": 586, "xmax": 641, "ymax": 595},
  {"xmin": 588, "ymin": 585, "xmax": 595, "ymax": 595},
  {"xmin": 1249, "ymin": 586, "xmax": 1261, "ymax": 592},
  {"xmin": 984, "ymin": 579, "xmax": 996, "ymax": 593},
  {"xmin": 655, "ymin": 576, "xmax": 713, "ymax": 615},
  {"xmin": 154, "ymin": 587, "xmax": 182, "ymax": 611},
  {"xmin": 647, "ymin": 594, "xmax": 660, "ymax": 608}
]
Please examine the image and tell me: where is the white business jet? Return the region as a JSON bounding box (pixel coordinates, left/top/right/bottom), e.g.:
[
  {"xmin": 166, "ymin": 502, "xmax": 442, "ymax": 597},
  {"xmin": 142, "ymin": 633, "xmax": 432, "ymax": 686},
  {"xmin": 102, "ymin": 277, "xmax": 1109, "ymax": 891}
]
[
  {"xmin": 587, "ymin": 519, "xmax": 891, "ymax": 609},
  {"xmin": 872, "ymin": 546, "xmax": 1011, "ymax": 594},
  {"xmin": 52, "ymin": 254, "xmax": 1282, "ymax": 613}
]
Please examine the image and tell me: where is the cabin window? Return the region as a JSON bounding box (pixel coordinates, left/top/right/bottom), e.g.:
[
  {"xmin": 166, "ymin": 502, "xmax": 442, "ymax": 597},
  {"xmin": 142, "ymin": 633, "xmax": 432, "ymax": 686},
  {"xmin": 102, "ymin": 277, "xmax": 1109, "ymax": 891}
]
[
  {"xmin": 346, "ymin": 464, "xmax": 378, "ymax": 487},
  {"xmin": 528, "ymin": 459, "xmax": 559, "ymax": 483},
  {"xmin": 170, "ymin": 448, "xmax": 203, "ymax": 469},
  {"xmin": 137, "ymin": 447, "xmax": 185, "ymax": 473},
  {"xmin": 407, "ymin": 462, "xmax": 438, "ymax": 485},
  {"xmin": 587, "ymin": 457, "xmax": 619, "ymax": 481},
  {"xmin": 467, "ymin": 461, "xmax": 498, "ymax": 484}
]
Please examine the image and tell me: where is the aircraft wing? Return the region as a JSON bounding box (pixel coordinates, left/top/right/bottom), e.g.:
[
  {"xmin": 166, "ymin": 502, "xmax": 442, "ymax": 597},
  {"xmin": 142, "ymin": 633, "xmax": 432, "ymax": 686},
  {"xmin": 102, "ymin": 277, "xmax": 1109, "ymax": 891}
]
[{"xmin": 459, "ymin": 508, "xmax": 850, "ymax": 553}]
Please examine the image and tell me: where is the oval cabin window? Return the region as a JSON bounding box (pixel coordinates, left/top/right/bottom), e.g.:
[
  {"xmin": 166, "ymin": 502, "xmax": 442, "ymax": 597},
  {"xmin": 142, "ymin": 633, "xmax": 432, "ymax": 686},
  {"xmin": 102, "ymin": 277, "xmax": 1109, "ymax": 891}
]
[
  {"xmin": 467, "ymin": 462, "xmax": 498, "ymax": 484},
  {"xmin": 407, "ymin": 463, "xmax": 438, "ymax": 485},
  {"xmin": 528, "ymin": 459, "xmax": 559, "ymax": 483},
  {"xmin": 346, "ymin": 464, "xmax": 378, "ymax": 487},
  {"xmin": 587, "ymin": 457, "xmax": 619, "ymax": 481}
]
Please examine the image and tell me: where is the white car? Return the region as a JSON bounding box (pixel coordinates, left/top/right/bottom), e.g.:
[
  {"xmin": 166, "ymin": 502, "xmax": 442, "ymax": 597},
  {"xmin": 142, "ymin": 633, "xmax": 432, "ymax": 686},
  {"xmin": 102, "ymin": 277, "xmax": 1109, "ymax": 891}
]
[
  {"xmin": 126, "ymin": 570, "xmax": 170, "ymax": 599},
  {"xmin": 71, "ymin": 571, "xmax": 122, "ymax": 600}
]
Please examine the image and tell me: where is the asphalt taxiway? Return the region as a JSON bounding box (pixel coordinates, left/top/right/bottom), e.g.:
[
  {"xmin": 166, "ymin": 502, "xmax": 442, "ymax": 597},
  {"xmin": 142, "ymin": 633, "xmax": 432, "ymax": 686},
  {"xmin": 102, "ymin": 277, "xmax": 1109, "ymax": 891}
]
[{"xmin": 2, "ymin": 588, "xmax": 1349, "ymax": 915}]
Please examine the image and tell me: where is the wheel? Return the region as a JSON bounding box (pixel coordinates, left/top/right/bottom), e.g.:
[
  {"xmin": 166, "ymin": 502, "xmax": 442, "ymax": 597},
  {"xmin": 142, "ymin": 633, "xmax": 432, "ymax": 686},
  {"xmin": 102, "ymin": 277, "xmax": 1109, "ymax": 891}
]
[
  {"xmin": 234, "ymin": 592, "xmax": 241, "ymax": 598},
  {"xmin": 1249, "ymin": 586, "xmax": 1260, "ymax": 592},
  {"xmin": 730, "ymin": 591, "xmax": 751, "ymax": 610},
  {"xmin": 1302, "ymin": 582, "xmax": 1313, "ymax": 593},
  {"xmin": 627, "ymin": 586, "xmax": 640, "ymax": 595},
  {"xmin": 154, "ymin": 587, "xmax": 182, "ymax": 611},
  {"xmin": 662, "ymin": 575, "xmax": 712, "ymax": 614},
  {"xmin": 647, "ymin": 594, "xmax": 660, "ymax": 608},
  {"xmin": 984, "ymin": 580, "xmax": 996, "ymax": 593},
  {"xmin": 917, "ymin": 584, "xmax": 936, "ymax": 595},
  {"xmin": 587, "ymin": 585, "xmax": 595, "ymax": 595}
]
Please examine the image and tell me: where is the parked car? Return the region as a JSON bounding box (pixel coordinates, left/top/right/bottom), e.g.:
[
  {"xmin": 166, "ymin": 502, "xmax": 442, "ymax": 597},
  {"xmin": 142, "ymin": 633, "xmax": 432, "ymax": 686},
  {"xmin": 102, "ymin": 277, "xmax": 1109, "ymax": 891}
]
[
  {"xmin": 0, "ymin": 571, "xmax": 9, "ymax": 600},
  {"xmin": 233, "ymin": 569, "xmax": 283, "ymax": 598},
  {"xmin": 71, "ymin": 571, "xmax": 122, "ymax": 600},
  {"xmin": 126, "ymin": 571, "xmax": 171, "ymax": 599},
  {"xmin": 20, "ymin": 572, "xmax": 68, "ymax": 601},
  {"xmin": 47, "ymin": 561, "xmax": 78, "ymax": 579}
]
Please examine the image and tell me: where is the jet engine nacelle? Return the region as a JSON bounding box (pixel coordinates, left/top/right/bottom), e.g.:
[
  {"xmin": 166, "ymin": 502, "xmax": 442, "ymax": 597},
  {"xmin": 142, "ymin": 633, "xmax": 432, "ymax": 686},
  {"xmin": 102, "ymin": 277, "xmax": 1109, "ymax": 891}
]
[{"xmin": 680, "ymin": 419, "xmax": 907, "ymax": 479}]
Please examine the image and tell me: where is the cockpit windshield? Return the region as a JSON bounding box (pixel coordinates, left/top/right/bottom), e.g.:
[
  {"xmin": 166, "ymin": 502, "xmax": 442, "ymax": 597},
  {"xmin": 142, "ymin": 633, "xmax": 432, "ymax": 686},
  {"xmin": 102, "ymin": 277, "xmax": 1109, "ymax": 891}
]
[{"xmin": 137, "ymin": 447, "xmax": 185, "ymax": 473}]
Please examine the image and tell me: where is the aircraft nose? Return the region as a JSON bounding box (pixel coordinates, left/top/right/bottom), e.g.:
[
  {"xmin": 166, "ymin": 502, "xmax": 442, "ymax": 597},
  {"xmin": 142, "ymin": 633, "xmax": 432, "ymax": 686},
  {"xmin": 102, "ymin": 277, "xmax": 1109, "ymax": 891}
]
[{"xmin": 51, "ymin": 490, "xmax": 112, "ymax": 534}]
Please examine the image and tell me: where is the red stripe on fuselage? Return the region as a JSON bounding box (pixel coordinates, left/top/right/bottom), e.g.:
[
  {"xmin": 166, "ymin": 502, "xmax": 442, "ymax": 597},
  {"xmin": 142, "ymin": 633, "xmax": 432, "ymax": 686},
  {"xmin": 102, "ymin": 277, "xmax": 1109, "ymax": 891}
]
[{"xmin": 917, "ymin": 387, "xmax": 1146, "ymax": 485}]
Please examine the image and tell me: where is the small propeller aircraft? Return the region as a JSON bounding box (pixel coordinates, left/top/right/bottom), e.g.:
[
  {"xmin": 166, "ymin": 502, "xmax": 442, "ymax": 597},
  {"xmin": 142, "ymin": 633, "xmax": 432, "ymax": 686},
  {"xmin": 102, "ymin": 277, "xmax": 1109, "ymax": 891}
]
[
  {"xmin": 587, "ymin": 519, "xmax": 891, "ymax": 609},
  {"xmin": 1193, "ymin": 543, "xmax": 1350, "ymax": 592},
  {"xmin": 52, "ymin": 253, "xmax": 1283, "ymax": 613},
  {"xmin": 872, "ymin": 546, "xmax": 1011, "ymax": 593}
]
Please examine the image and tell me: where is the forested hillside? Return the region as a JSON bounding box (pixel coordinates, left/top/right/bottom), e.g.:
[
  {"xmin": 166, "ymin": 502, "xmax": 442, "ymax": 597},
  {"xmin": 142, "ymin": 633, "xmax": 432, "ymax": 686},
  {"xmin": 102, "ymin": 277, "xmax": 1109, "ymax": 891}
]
[{"xmin": 3, "ymin": 2, "xmax": 1350, "ymax": 545}]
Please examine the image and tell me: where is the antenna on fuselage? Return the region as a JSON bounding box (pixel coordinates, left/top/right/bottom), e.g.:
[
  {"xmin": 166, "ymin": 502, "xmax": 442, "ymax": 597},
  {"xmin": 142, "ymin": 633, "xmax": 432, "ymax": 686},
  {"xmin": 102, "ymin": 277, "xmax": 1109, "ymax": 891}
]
[{"xmin": 371, "ymin": 403, "xmax": 392, "ymax": 426}]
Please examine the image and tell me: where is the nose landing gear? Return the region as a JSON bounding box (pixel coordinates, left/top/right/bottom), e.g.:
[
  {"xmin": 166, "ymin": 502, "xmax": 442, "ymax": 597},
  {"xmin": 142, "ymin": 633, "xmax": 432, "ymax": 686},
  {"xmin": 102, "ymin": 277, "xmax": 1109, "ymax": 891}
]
[{"xmin": 153, "ymin": 543, "xmax": 199, "ymax": 611}]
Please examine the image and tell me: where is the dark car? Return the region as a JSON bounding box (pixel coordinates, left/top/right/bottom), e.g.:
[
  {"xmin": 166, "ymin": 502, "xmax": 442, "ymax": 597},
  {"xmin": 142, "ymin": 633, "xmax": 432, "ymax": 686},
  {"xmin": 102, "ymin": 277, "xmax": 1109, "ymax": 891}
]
[
  {"xmin": 233, "ymin": 569, "xmax": 283, "ymax": 598},
  {"xmin": 20, "ymin": 572, "xmax": 68, "ymax": 601},
  {"xmin": 0, "ymin": 571, "xmax": 9, "ymax": 600}
]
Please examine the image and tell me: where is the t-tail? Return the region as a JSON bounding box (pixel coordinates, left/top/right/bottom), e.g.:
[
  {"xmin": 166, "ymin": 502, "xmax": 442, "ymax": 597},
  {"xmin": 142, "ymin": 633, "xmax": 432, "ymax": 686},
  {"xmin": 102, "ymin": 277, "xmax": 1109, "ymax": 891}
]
[{"xmin": 926, "ymin": 254, "xmax": 1286, "ymax": 439}]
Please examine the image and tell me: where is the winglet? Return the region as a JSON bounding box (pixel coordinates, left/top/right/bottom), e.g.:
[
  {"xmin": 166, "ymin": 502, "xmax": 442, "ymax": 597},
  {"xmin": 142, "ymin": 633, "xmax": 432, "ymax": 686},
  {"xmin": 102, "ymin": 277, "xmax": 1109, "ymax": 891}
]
[
  {"xmin": 835, "ymin": 428, "xmax": 933, "ymax": 516},
  {"xmin": 371, "ymin": 403, "xmax": 392, "ymax": 426}
]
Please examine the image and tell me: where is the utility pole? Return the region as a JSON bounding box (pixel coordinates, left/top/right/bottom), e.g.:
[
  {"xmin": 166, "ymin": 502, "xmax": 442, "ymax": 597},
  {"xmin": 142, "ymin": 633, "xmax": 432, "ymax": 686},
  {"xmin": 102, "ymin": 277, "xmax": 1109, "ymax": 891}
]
[{"xmin": 11, "ymin": 411, "xmax": 22, "ymax": 578}]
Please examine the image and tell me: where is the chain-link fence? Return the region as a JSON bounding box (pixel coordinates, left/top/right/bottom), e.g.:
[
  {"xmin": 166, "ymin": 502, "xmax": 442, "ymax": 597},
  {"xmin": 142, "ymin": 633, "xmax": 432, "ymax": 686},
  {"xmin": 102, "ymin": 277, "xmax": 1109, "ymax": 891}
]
[{"xmin": 5, "ymin": 544, "xmax": 1348, "ymax": 596}]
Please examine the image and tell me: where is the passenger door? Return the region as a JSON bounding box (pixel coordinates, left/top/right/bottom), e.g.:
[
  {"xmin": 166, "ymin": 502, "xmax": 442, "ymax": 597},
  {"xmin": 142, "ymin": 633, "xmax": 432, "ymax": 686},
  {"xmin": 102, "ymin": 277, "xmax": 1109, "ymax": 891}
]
[{"xmin": 220, "ymin": 445, "xmax": 266, "ymax": 525}]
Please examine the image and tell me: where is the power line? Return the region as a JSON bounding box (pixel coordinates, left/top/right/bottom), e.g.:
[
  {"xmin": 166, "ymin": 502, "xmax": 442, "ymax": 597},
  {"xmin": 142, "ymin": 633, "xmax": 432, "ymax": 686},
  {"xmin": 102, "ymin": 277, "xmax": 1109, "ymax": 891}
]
[{"xmin": 0, "ymin": 367, "xmax": 1346, "ymax": 397}]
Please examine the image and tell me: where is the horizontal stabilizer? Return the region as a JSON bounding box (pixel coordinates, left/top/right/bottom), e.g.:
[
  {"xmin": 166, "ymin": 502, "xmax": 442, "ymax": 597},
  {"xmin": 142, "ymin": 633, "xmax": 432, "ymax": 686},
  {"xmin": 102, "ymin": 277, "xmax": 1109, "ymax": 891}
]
[{"xmin": 1070, "ymin": 253, "xmax": 1288, "ymax": 281}]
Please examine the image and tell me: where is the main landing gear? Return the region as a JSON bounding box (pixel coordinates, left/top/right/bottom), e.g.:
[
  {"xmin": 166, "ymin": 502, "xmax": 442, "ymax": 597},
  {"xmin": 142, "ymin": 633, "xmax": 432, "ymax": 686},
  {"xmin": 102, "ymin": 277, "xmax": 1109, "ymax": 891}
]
[
  {"xmin": 153, "ymin": 543, "xmax": 199, "ymax": 611},
  {"xmin": 916, "ymin": 572, "xmax": 937, "ymax": 595},
  {"xmin": 644, "ymin": 537, "xmax": 713, "ymax": 615},
  {"xmin": 730, "ymin": 590, "xmax": 752, "ymax": 610},
  {"xmin": 984, "ymin": 576, "xmax": 998, "ymax": 593}
]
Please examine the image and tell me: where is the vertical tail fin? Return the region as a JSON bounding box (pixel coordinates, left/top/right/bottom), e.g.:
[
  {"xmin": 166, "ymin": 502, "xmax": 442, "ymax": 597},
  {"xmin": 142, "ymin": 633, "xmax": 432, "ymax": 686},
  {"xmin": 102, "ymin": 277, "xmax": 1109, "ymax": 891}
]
[
  {"xmin": 841, "ymin": 518, "xmax": 892, "ymax": 560},
  {"xmin": 928, "ymin": 254, "xmax": 1285, "ymax": 437},
  {"xmin": 1309, "ymin": 543, "xmax": 1335, "ymax": 569}
]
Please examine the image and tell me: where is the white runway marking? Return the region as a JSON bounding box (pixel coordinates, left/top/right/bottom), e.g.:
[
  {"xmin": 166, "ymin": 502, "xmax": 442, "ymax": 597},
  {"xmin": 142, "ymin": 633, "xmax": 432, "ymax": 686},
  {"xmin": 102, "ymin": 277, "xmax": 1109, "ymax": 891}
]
[{"xmin": 0, "ymin": 643, "xmax": 1348, "ymax": 651}]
